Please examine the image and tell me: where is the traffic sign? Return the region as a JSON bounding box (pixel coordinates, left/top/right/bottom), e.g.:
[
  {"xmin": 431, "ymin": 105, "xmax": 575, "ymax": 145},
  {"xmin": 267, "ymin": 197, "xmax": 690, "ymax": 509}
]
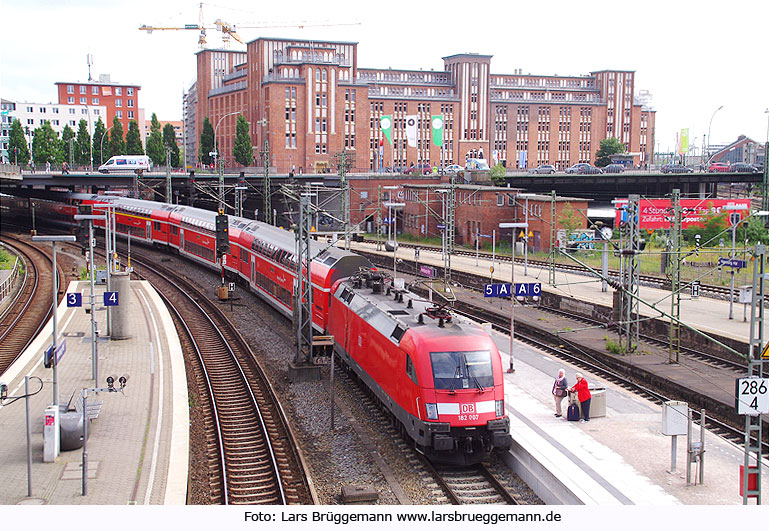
[
  {"xmin": 478, "ymin": 233, "xmax": 491, "ymax": 238},
  {"xmin": 735, "ymin": 377, "xmax": 769, "ymax": 416},
  {"xmin": 718, "ymin": 257, "xmax": 747, "ymax": 269},
  {"xmin": 691, "ymin": 280, "xmax": 700, "ymax": 298},
  {"xmin": 103, "ymin": 291, "xmax": 119, "ymax": 306},
  {"xmin": 66, "ymin": 293, "xmax": 82, "ymax": 307},
  {"xmin": 484, "ymin": 283, "xmax": 512, "ymax": 297},
  {"xmin": 515, "ymin": 282, "xmax": 542, "ymax": 297},
  {"xmin": 436, "ymin": 223, "xmax": 446, "ymax": 230}
]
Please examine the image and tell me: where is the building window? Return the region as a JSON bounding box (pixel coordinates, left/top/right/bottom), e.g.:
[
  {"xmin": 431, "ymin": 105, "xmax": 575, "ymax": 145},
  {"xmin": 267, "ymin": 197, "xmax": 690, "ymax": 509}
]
[
  {"xmin": 127, "ymin": 88, "xmax": 133, "ymax": 96},
  {"xmin": 69, "ymin": 120, "xmax": 76, "ymax": 126},
  {"xmin": 116, "ymin": 87, "xmax": 122, "ymax": 96},
  {"xmin": 93, "ymin": 109, "xmax": 99, "ymax": 115},
  {"xmin": 115, "ymin": 98, "xmax": 122, "ymax": 107},
  {"xmin": 80, "ymin": 97, "xmax": 86, "ymax": 104},
  {"xmin": 127, "ymin": 111, "xmax": 134, "ymax": 119},
  {"xmin": 67, "ymin": 85, "xmax": 74, "ymax": 94},
  {"xmin": 92, "ymin": 98, "xmax": 99, "ymax": 104},
  {"xmin": 27, "ymin": 119, "xmax": 34, "ymax": 125},
  {"xmin": 127, "ymin": 99, "xmax": 134, "ymax": 107},
  {"xmin": 81, "ymin": 109, "xmax": 87, "ymax": 114},
  {"xmin": 53, "ymin": 108, "xmax": 59, "ymax": 114},
  {"xmin": 26, "ymin": 106, "xmax": 33, "ymax": 112},
  {"xmin": 92, "ymin": 86, "xmax": 98, "ymax": 95},
  {"xmin": 52, "ymin": 120, "xmax": 59, "ymax": 126},
  {"xmin": 69, "ymin": 108, "xmax": 75, "ymax": 114},
  {"xmin": 39, "ymin": 107, "xmax": 46, "ymax": 113},
  {"xmin": 80, "ymin": 86, "xmax": 86, "ymax": 94},
  {"xmin": 116, "ymin": 110, "xmax": 123, "ymax": 118}
]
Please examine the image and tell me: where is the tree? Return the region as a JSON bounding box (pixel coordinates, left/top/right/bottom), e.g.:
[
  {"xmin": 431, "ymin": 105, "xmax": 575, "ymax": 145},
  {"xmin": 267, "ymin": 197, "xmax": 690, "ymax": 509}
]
[
  {"xmin": 490, "ymin": 163, "xmax": 506, "ymax": 185},
  {"xmin": 75, "ymin": 119, "xmax": 92, "ymax": 167},
  {"xmin": 125, "ymin": 120, "xmax": 144, "ymax": 155},
  {"xmin": 61, "ymin": 125, "xmax": 75, "ymax": 165},
  {"xmin": 595, "ymin": 137, "xmax": 625, "ymax": 167},
  {"xmin": 683, "ymin": 206, "xmax": 727, "ymax": 246},
  {"xmin": 745, "ymin": 215, "xmax": 769, "ymax": 244},
  {"xmin": 8, "ymin": 119, "xmax": 30, "ymax": 166},
  {"xmin": 32, "ymin": 122, "xmax": 64, "ymax": 165},
  {"xmin": 107, "ymin": 116, "xmax": 125, "ymax": 159},
  {"xmin": 233, "ymin": 114, "xmax": 252, "ymax": 166},
  {"xmin": 557, "ymin": 202, "xmax": 584, "ymax": 233},
  {"xmin": 162, "ymin": 123, "xmax": 181, "ymax": 167},
  {"xmin": 146, "ymin": 113, "xmax": 165, "ymax": 166},
  {"xmin": 92, "ymin": 117, "xmax": 107, "ymax": 166},
  {"xmin": 199, "ymin": 117, "xmax": 214, "ymax": 166}
]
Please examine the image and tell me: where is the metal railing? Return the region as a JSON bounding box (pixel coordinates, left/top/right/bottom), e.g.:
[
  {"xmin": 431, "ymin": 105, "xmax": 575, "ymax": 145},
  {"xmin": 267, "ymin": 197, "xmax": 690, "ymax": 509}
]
[{"xmin": 0, "ymin": 256, "xmax": 20, "ymax": 302}]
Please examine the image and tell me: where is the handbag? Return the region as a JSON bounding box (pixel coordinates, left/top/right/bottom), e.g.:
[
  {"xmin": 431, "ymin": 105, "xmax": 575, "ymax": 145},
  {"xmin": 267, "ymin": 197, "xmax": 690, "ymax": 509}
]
[{"xmin": 556, "ymin": 388, "xmax": 566, "ymax": 397}]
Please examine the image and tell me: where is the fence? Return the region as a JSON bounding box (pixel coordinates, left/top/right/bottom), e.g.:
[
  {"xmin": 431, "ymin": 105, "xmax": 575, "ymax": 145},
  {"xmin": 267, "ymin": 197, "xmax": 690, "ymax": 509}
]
[{"xmin": 0, "ymin": 256, "xmax": 21, "ymax": 302}]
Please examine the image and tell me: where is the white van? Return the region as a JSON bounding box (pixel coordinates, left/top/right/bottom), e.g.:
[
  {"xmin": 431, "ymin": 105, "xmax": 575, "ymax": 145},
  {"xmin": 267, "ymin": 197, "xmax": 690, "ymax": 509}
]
[{"xmin": 98, "ymin": 155, "xmax": 151, "ymax": 174}]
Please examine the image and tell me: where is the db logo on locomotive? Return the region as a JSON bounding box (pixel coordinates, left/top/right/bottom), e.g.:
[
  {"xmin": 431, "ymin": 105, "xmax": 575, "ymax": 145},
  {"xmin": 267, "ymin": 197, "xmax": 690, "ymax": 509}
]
[{"xmin": 460, "ymin": 403, "xmax": 476, "ymax": 414}]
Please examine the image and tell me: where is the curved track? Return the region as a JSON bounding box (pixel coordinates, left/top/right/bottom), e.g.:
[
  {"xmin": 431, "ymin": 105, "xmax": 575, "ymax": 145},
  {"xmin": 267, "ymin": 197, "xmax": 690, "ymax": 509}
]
[
  {"xmin": 0, "ymin": 236, "xmax": 57, "ymax": 374},
  {"xmin": 128, "ymin": 251, "xmax": 314, "ymax": 505}
]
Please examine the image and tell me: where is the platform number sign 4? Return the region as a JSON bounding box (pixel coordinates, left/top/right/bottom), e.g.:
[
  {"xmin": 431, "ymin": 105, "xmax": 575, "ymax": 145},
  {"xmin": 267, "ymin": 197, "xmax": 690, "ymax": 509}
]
[
  {"xmin": 735, "ymin": 377, "xmax": 769, "ymax": 416},
  {"xmin": 103, "ymin": 291, "xmax": 119, "ymax": 306}
]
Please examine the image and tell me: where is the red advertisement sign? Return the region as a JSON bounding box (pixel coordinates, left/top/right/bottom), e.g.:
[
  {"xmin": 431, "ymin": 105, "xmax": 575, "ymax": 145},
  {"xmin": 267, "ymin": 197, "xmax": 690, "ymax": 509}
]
[{"xmin": 614, "ymin": 198, "xmax": 751, "ymax": 229}]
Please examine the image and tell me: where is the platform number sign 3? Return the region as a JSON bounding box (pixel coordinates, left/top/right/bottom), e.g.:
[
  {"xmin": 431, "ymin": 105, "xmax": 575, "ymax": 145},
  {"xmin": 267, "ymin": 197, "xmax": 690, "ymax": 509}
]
[
  {"xmin": 735, "ymin": 377, "xmax": 769, "ymax": 416},
  {"xmin": 66, "ymin": 293, "xmax": 82, "ymax": 307}
]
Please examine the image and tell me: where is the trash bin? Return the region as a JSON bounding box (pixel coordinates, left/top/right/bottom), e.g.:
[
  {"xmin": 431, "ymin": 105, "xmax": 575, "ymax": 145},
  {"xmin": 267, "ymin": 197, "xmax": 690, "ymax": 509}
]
[
  {"xmin": 59, "ymin": 411, "xmax": 86, "ymax": 451},
  {"xmin": 589, "ymin": 386, "xmax": 606, "ymax": 418}
]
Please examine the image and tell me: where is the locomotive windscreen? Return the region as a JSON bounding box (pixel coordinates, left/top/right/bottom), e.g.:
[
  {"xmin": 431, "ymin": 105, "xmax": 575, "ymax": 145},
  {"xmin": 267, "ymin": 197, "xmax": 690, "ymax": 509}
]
[{"xmin": 430, "ymin": 351, "xmax": 494, "ymax": 390}]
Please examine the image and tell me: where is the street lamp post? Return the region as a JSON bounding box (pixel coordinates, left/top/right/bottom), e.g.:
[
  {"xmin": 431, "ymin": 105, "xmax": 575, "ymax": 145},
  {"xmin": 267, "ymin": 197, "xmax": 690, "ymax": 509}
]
[
  {"xmin": 214, "ymin": 111, "xmax": 241, "ymax": 212},
  {"xmin": 499, "ymin": 222, "xmax": 528, "ymax": 373},
  {"xmin": 706, "ymin": 105, "xmax": 724, "ymax": 166},
  {"xmin": 32, "ymin": 235, "xmax": 77, "ymax": 408}
]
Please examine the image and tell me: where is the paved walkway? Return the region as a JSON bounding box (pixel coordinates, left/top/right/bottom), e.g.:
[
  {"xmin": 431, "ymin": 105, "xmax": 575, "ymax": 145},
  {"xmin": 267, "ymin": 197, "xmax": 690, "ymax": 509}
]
[{"xmin": 0, "ymin": 280, "xmax": 188, "ymax": 505}]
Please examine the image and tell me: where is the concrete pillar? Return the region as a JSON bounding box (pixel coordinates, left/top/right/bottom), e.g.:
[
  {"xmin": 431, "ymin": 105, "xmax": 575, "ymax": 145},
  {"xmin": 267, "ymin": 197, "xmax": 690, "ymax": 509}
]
[
  {"xmin": 698, "ymin": 181, "xmax": 707, "ymax": 198},
  {"xmin": 110, "ymin": 272, "xmax": 132, "ymax": 339}
]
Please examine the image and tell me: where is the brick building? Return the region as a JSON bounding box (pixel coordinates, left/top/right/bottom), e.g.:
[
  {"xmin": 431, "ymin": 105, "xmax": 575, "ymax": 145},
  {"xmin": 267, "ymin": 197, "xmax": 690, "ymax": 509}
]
[
  {"xmin": 55, "ymin": 75, "xmax": 143, "ymax": 144},
  {"xmin": 344, "ymin": 175, "xmax": 588, "ymax": 252},
  {"xmin": 190, "ymin": 37, "xmax": 655, "ymax": 173}
]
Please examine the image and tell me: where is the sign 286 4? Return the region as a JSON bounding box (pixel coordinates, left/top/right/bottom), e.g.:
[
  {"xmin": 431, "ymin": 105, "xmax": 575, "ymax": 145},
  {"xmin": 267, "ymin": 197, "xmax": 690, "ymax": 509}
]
[{"xmin": 735, "ymin": 378, "xmax": 769, "ymax": 416}]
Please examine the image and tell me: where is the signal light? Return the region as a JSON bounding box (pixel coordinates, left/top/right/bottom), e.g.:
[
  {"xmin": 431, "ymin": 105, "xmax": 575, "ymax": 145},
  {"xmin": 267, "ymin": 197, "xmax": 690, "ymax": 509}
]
[{"xmin": 215, "ymin": 214, "xmax": 229, "ymax": 258}]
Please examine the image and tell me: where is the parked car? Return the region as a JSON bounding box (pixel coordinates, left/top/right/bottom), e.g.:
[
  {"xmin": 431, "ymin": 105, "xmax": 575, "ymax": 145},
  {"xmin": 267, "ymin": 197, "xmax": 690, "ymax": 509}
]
[
  {"xmin": 404, "ymin": 163, "xmax": 433, "ymax": 175},
  {"xmin": 565, "ymin": 163, "xmax": 602, "ymax": 174},
  {"xmin": 443, "ymin": 164, "xmax": 464, "ymax": 175},
  {"xmin": 602, "ymin": 164, "xmax": 625, "ymax": 173},
  {"xmin": 708, "ymin": 162, "xmax": 730, "ymax": 173},
  {"xmin": 730, "ymin": 162, "xmax": 759, "ymax": 173},
  {"xmin": 751, "ymin": 163, "xmax": 764, "ymax": 173},
  {"xmin": 528, "ymin": 164, "xmax": 556, "ymax": 174},
  {"xmin": 661, "ymin": 163, "xmax": 694, "ymax": 174}
]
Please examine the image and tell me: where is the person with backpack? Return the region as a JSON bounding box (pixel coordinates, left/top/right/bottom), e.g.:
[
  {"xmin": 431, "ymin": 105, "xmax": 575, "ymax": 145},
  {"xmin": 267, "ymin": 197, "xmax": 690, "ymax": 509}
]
[
  {"xmin": 551, "ymin": 369, "xmax": 568, "ymax": 417},
  {"xmin": 569, "ymin": 373, "xmax": 592, "ymax": 422}
]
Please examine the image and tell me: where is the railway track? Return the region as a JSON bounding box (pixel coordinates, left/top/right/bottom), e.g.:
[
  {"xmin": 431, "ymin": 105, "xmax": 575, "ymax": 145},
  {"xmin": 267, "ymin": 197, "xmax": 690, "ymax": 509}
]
[
  {"xmin": 420, "ymin": 459, "xmax": 519, "ymax": 505},
  {"xmin": 363, "ymin": 238, "xmax": 732, "ymax": 297},
  {"xmin": 127, "ymin": 251, "xmax": 314, "ymax": 505},
  {"xmin": 0, "ymin": 236, "xmax": 58, "ymax": 374}
]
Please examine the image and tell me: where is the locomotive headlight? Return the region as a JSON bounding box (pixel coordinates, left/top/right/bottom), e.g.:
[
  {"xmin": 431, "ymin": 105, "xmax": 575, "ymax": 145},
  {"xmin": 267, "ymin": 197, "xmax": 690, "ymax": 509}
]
[
  {"xmin": 495, "ymin": 400, "xmax": 504, "ymax": 417},
  {"xmin": 425, "ymin": 403, "xmax": 438, "ymax": 420}
]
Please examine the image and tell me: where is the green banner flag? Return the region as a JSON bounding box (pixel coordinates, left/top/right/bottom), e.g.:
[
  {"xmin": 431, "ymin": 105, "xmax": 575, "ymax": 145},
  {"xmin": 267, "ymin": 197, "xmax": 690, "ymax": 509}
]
[
  {"xmin": 431, "ymin": 115, "xmax": 444, "ymax": 147},
  {"xmin": 679, "ymin": 128, "xmax": 689, "ymax": 155},
  {"xmin": 380, "ymin": 115, "xmax": 393, "ymax": 145}
]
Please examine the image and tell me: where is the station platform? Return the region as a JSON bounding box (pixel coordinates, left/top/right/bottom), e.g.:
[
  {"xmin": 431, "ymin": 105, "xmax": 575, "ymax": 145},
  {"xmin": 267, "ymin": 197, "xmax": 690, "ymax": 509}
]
[
  {"xmin": 0, "ymin": 279, "xmax": 188, "ymax": 505},
  {"xmin": 498, "ymin": 334, "xmax": 768, "ymax": 505}
]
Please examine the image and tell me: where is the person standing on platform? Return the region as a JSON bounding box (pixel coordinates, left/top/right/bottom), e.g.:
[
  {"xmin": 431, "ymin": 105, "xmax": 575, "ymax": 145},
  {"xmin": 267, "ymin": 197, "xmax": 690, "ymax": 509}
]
[
  {"xmin": 552, "ymin": 369, "xmax": 568, "ymax": 417},
  {"xmin": 569, "ymin": 373, "xmax": 592, "ymax": 422}
]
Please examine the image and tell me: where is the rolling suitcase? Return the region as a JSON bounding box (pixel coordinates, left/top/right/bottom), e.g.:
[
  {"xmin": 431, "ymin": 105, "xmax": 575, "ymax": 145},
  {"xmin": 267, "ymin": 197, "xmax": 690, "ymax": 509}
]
[{"xmin": 567, "ymin": 403, "xmax": 580, "ymax": 422}]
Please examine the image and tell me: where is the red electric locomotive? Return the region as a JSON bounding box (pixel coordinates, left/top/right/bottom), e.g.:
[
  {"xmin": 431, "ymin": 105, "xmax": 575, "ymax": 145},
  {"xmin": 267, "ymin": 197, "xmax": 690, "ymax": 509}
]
[{"xmin": 327, "ymin": 269, "xmax": 512, "ymax": 465}]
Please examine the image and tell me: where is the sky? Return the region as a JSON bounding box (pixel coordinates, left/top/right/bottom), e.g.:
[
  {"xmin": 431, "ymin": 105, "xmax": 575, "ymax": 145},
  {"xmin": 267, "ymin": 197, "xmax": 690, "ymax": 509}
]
[{"xmin": 2, "ymin": 0, "xmax": 768, "ymax": 153}]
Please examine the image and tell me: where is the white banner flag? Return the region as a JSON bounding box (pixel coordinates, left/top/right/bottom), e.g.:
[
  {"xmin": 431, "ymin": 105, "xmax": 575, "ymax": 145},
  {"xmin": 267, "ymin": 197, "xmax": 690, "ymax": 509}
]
[{"xmin": 405, "ymin": 115, "xmax": 418, "ymax": 148}]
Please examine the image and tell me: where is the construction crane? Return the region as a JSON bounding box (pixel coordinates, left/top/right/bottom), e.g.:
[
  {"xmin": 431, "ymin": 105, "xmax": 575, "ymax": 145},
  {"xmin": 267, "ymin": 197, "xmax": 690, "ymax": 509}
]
[
  {"xmin": 140, "ymin": 2, "xmax": 359, "ymax": 50},
  {"xmin": 139, "ymin": 3, "xmax": 243, "ymax": 49}
]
